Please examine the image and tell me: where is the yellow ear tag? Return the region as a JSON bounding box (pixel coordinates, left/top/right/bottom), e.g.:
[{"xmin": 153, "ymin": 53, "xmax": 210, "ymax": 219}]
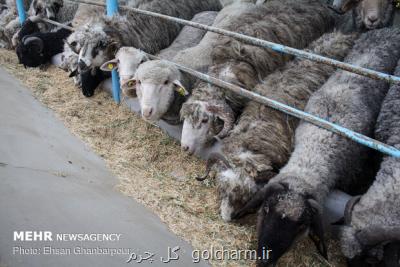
[
  {"xmin": 107, "ymin": 63, "xmax": 114, "ymax": 70},
  {"xmin": 177, "ymin": 87, "xmax": 186, "ymax": 96}
]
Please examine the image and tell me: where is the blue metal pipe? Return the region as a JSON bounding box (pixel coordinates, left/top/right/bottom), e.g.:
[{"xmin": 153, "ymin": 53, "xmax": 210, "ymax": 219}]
[
  {"xmin": 106, "ymin": 0, "xmax": 120, "ymax": 103},
  {"xmin": 15, "ymin": 0, "xmax": 26, "ymax": 25},
  {"xmin": 148, "ymin": 54, "xmax": 400, "ymax": 158},
  {"xmin": 68, "ymin": 0, "xmax": 400, "ymax": 84}
]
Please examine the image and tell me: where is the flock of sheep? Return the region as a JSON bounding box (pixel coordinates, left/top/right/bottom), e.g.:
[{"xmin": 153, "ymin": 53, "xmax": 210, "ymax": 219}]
[{"xmin": 1, "ymin": 0, "xmax": 400, "ymax": 266}]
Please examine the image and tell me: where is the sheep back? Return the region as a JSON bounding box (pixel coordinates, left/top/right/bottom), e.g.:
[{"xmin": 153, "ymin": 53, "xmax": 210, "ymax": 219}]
[
  {"xmin": 340, "ymin": 60, "xmax": 400, "ymax": 259},
  {"xmin": 210, "ymin": 0, "xmax": 336, "ymax": 110},
  {"xmin": 222, "ymin": 31, "xmax": 359, "ymax": 181},
  {"xmin": 272, "ymin": 27, "xmax": 400, "ymax": 203}
]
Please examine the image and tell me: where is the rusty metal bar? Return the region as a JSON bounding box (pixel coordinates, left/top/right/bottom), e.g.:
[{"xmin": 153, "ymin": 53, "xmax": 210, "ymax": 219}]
[
  {"xmin": 66, "ymin": 0, "xmax": 400, "ymax": 84},
  {"xmin": 147, "ymin": 53, "xmax": 400, "ymax": 158},
  {"xmin": 40, "ymin": 18, "xmax": 75, "ymax": 31}
]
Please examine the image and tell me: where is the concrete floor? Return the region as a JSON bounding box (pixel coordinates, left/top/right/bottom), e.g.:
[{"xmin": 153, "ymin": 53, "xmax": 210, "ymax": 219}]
[{"xmin": 0, "ymin": 68, "xmax": 209, "ymax": 267}]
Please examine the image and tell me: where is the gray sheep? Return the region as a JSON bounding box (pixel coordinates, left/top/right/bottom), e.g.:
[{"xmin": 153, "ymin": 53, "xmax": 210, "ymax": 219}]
[
  {"xmin": 180, "ymin": 0, "xmax": 336, "ymax": 155},
  {"xmin": 232, "ymin": 27, "xmax": 400, "ymax": 266},
  {"xmin": 331, "ymin": 0, "xmax": 395, "ymax": 32},
  {"xmin": 199, "ymin": 31, "xmax": 358, "ymax": 222},
  {"xmin": 339, "ymin": 60, "xmax": 400, "ymax": 266}
]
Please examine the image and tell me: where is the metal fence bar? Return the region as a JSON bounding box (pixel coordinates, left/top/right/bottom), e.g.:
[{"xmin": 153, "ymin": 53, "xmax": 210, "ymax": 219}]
[
  {"xmin": 15, "ymin": 0, "xmax": 26, "ymax": 24},
  {"xmin": 146, "ymin": 54, "xmax": 400, "ymax": 158},
  {"xmin": 106, "ymin": 0, "xmax": 121, "ymax": 104},
  {"xmin": 41, "ymin": 3, "xmax": 400, "ymax": 158},
  {"xmin": 66, "ymin": 0, "xmax": 400, "ymax": 85},
  {"xmin": 40, "ymin": 18, "xmax": 75, "ymax": 31}
]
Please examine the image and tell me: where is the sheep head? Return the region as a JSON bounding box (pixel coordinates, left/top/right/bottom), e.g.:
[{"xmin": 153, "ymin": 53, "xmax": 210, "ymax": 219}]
[
  {"xmin": 100, "ymin": 47, "xmax": 149, "ymax": 97},
  {"xmin": 197, "ymin": 151, "xmax": 278, "ymax": 222},
  {"xmin": 16, "ymin": 36, "xmax": 44, "ymax": 68},
  {"xmin": 180, "ymin": 100, "xmax": 235, "ymax": 155},
  {"xmin": 77, "ymin": 21, "xmax": 121, "ymax": 72},
  {"xmin": 340, "ymin": 196, "xmax": 400, "ymax": 266},
  {"xmin": 330, "ymin": 0, "xmax": 394, "ymax": 29},
  {"xmin": 232, "ymin": 182, "xmax": 327, "ymax": 266},
  {"xmin": 64, "ymin": 28, "xmax": 87, "ymax": 81},
  {"xmin": 122, "ymin": 60, "xmax": 188, "ymax": 121},
  {"xmin": 31, "ymin": 0, "xmax": 63, "ymax": 20}
]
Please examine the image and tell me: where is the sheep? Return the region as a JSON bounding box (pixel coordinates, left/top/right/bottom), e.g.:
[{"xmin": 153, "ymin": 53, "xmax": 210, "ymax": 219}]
[
  {"xmin": 338, "ymin": 60, "xmax": 400, "ymax": 267},
  {"xmin": 71, "ymin": 0, "xmax": 221, "ymax": 97},
  {"xmin": 197, "ymin": 31, "xmax": 358, "ymax": 222},
  {"xmin": 99, "ymin": 11, "xmax": 218, "ymax": 100},
  {"xmin": 231, "ymin": 27, "xmax": 400, "ymax": 267},
  {"xmin": 330, "ymin": 0, "xmax": 395, "ymax": 32},
  {"xmin": 16, "ymin": 20, "xmax": 72, "ymax": 68},
  {"xmin": 219, "ymin": 0, "xmax": 261, "ymax": 7},
  {"xmin": 59, "ymin": 5, "xmax": 105, "ymax": 87},
  {"xmin": 0, "ymin": 0, "xmax": 23, "ymax": 48},
  {"xmin": 179, "ymin": 0, "xmax": 336, "ymax": 156},
  {"xmin": 3, "ymin": 0, "xmax": 79, "ymax": 48}
]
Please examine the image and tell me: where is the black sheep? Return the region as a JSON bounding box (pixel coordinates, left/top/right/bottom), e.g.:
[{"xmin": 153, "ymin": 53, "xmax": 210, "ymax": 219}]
[
  {"xmin": 16, "ymin": 21, "xmax": 72, "ymax": 68},
  {"xmin": 70, "ymin": 67, "xmax": 111, "ymax": 97}
]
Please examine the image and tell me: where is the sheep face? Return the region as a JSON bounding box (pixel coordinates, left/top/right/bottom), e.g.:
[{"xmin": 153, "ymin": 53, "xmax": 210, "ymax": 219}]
[
  {"xmin": 180, "ymin": 100, "xmax": 235, "ymax": 155},
  {"xmin": 16, "ymin": 37, "xmax": 44, "ymax": 67},
  {"xmin": 31, "ymin": 0, "xmax": 63, "ymax": 20},
  {"xmin": 213, "ymin": 151, "xmax": 279, "ymax": 221},
  {"xmin": 232, "ymin": 183, "xmax": 327, "ymax": 266},
  {"xmin": 256, "ymin": 189, "xmax": 326, "ymax": 266},
  {"xmin": 64, "ymin": 29, "xmax": 87, "ymax": 79},
  {"xmin": 100, "ymin": 47, "xmax": 148, "ymax": 96},
  {"xmin": 77, "ymin": 25, "xmax": 119, "ymax": 72},
  {"xmin": 217, "ymin": 167, "xmax": 258, "ymax": 222},
  {"xmin": 180, "ymin": 101, "xmax": 223, "ymax": 155},
  {"xmin": 124, "ymin": 60, "xmax": 188, "ymax": 121},
  {"xmin": 332, "ymin": 0, "xmax": 394, "ymax": 29}
]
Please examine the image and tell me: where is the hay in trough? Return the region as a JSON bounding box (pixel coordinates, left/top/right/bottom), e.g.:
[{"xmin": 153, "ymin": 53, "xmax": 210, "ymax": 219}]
[{"xmin": 0, "ymin": 48, "xmax": 346, "ymax": 267}]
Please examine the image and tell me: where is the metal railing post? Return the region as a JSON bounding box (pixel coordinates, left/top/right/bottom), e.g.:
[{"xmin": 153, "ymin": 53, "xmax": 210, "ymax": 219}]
[
  {"xmin": 106, "ymin": 0, "xmax": 121, "ymax": 104},
  {"xmin": 15, "ymin": 0, "xmax": 26, "ymax": 25}
]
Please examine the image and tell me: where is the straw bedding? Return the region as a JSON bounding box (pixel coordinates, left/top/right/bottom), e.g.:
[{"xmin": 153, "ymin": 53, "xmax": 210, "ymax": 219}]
[{"xmin": 0, "ymin": 48, "xmax": 345, "ymax": 267}]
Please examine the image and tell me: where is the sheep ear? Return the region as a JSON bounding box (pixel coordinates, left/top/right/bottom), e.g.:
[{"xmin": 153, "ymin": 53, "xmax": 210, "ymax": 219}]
[
  {"xmin": 121, "ymin": 78, "xmax": 137, "ymax": 98},
  {"xmin": 307, "ymin": 198, "xmax": 328, "ymax": 260},
  {"xmin": 122, "ymin": 78, "xmax": 137, "ymax": 89},
  {"xmin": 69, "ymin": 68, "xmax": 78, "ymax": 77},
  {"xmin": 339, "ymin": 0, "xmax": 360, "ymax": 13},
  {"xmin": 107, "ymin": 41, "xmax": 120, "ymax": 56},
  {"xmin": 100, "ymin": 59, "xmax": 118, "ymax": 72},
  {"xmin": 173, "ymin": 80, "xmax": 189, "ymax": 96}
]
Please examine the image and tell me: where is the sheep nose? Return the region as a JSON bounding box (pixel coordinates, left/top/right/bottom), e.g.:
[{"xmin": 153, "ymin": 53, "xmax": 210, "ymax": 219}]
[
  {"xmin": 78, "ymin": 60, "xmax": 87, "ymax": 71},
  {"xmin": 182, "ymin": 145, "xmax": 189, "ymax": 152},
  {"xmin": 142, "ymin": 107, "xmax": 153, "ymax": 118},
  {"xmin": 367, "ymin": 15, "xmax": 378, "ymax": 24}
]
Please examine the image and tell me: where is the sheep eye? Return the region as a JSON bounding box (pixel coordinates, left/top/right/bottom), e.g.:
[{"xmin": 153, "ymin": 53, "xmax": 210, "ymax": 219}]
[
  {"xmin": 201, "ymin": 117, "xmax": 209, "ymax": 124},
  {"xmin": 138, "ymin": 80, "xmax": 141, "ymax": 85},
  {"xmin": 140, "ymin": 59, "xmax": 145, "ymax": 64},
  {"xmin": 70, "ymin": 41, "xmax": 77, "ymax": 47},
  {"xmin": 164, "ymin": 80, "xmax": 169, "ymax": 85}
]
